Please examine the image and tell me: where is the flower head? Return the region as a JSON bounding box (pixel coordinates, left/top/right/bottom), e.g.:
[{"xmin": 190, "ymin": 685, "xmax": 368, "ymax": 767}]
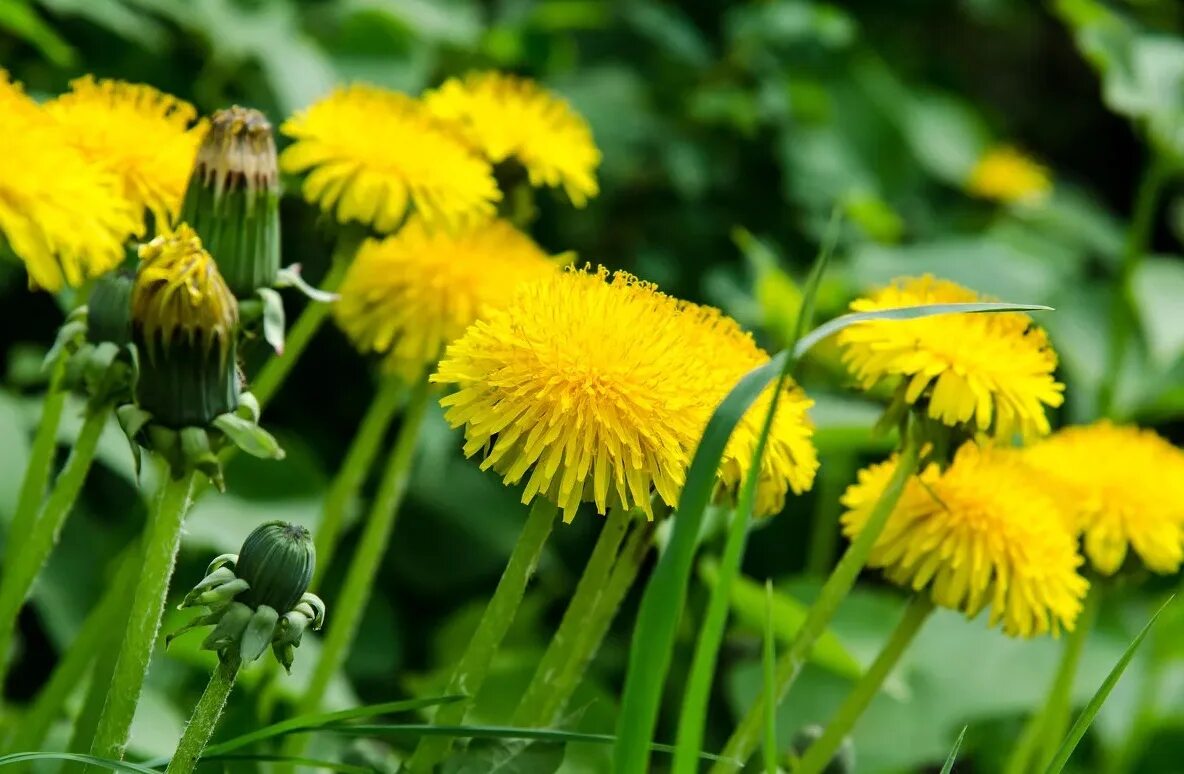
[
  {"xmin": 280, "ymin": 85, "xmax": 500, "ymax": 231},
  {"xmin": 0, "ymin": 73, "xmax": 139, "ymax": 291},
  {"xmin": 966, "ymin": 146, "xmax": 1051, "ymax": 204},
  {"xmin": 838, "ymin": 275, "xmax": 1064, "ymax": 440},
  {"xmin": 1023, "ymin": 422, "xmax": 1184, "ymax": 575},
  {"xmin": 424, "ymin": 72, "xmax": 600, "ymax": 207},
  {"xmin": 335, "ymin": 216, "xmax": 560, "ymax": 379},
  {"xmin": 46, "ymin": 76, "xmax": 205, "ymax": 230},
  {"xmin": 841, "ymin": 442, "xmax": 1087, "ymax": 637}
]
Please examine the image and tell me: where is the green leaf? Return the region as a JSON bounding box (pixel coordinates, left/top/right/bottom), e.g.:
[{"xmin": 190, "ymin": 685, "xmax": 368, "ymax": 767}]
[
  {"xmin": 199, "ymin": 754, "xmax": 372, "ymax": 773},
  {"xmin": 213, "ymin": 413, "xmax": 285, "ymax": 460},
  {"xmin": 1131, "ymin": 257, "xmax": 1184, "ymax": 367},
  {"xmin": 0, "ymin": 752, "xmax": 157, "ymax": 773},
  {"xmin": 0, "ymin": 0, "xmax": 75, "ymax": 66},
  {"xmin": 257, "ymin": 287, "xmax": 286, "ymax": 355},
  {"xmin": 1043, "ymin": 596, "xmax": 1175, "ymax": 774},
  {"xmin": 762, "ymin": 580, "xmax": 778, "ymax": 774},
  {"xmin": 940, "ymin": 726, "xmax": 967, "ymax": 774}
]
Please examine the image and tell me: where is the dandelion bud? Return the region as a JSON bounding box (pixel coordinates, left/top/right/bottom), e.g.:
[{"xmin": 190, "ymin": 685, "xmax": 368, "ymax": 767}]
[
  {"xmin": 132, "ymin": 224, "xmax": 239, "ymax": 428},
  {"xmin": 181, "ymin": 107, "xmax": 280, "ymax": 297},
  {"xmin": 235, "ymin": 521, "xmax": 316, "ymax": 614},
  {"xmin": 86, "ymin": 270, "xmax": 134, "ymax": 346},
  {"xmin": 790, "ymin": 725, "xmax": 855, "ymax": 774}
]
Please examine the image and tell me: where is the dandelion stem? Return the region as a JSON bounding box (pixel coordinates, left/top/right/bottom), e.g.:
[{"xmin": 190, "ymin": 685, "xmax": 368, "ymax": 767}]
[
  {"xmin": 712, "ymin": 419, "xmax": 921, "ymax": 773},
  {"xmin": 249, "ymin": 228, "xmax": 364, "ymax": 408},
  {"xmin": 0, "ymin": 403, "xmax": 107, "ymax": 689},
  {"xmin": 89, "ymin": 469, "xmax": 197, "ymax": 765},
  {"xmin": 5, "ymin": 360, "xmax": 67, "ymax": 570},
  {"xmin": 312, "ymin": 376, "xmax": 404, "ymax": 590},
  {"xmin": 289, "ymin": 375, "xmax": 430, "ymax": 718},
  {"xmin": 794, "ymin": 594, "xmax": 934, "ymax": 774},
  {"xmin": 165, "ymin": 655, "xmax": 241, "ymax": 774},
  {"xmin": 407, "ymin": 495, "xmax": 560, "ymax": 772},
  {"xmin": 806, "ymin": 452, "xmax": 856, "ymax": 577}
]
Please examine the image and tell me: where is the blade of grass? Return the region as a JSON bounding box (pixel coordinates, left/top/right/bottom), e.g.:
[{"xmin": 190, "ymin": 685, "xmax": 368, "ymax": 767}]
[
  {"xmin": 762, "ymin": 580, "xmax": 778, "ymax": 774},
  {"xmin": 613, "ymin": 299, "xmax": 1053, "ymax": 773},
  {"xmin": 197, "ymin": 755, "xmax": 371, "ymax": 773},
  {"xmin": 1042, "ymin": 596, "xmax": 1174, "ymax": 774},
  {"xmin": 941, "ymin": 727, "xmax": 968, "ymax": 774},
  {"xmin": 0, "ymin": 753, "xmax": 157, "ymax": 773}
]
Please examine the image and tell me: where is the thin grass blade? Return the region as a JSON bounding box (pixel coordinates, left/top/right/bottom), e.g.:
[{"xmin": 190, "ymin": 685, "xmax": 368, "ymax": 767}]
[
  {"xmin": 940, "ymin": 726, "xmax": 968, "ymax": 774},
  {"xmin": 762, "ymin": 580, "xmax": 779, "ymax": 774},
  {"xmin": 1043, "ymin": 595, "xmax": 1174, "ymax": 774},
  {"xmin": 0, "ymin": 753, "xmax": 158, "ymax": 773},
  {"xmin": 199, "ymin": 754, "xmax": 372, "ymax": 773}
]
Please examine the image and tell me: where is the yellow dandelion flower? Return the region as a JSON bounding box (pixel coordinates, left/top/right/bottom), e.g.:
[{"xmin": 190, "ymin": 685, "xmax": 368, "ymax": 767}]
[
  {"xmin": 841, "ymin": 442, "xmax": 1087, "ymax": 637},
  {"xmin": 966, "ymin": 145, "xmax": 1052, "ymax": 204},
  {"xmin": 133, "ymin": 223, "xmax": 237, "ymax": 366},
  {"xmin": 279, "ymin": 85, "xmax": 500, "ymax": 231},
  {"xmin": 0, "ymin": 73, "xmax": 139, "ymax": 291},
  {"xmin": 837, "ymin": 275, "xmax": 1064, "ymax": 440},
  {"xmin": 685, "ymin": 304, "xmax": 819, "ymax": 516},
  {"xmin": 424, "ymin": 72, "xmax": 601, "ymax": 207},
  {"xmin": 46, "ymin": 76, "xmax": 205, "ymax": 230},
  {"xmin": 1022, "ymin": 422, "xmax": 1184, "ymax": 575},
  {"xmin": 433, "ymin": 268, "xmax": 726, "ymax": 521},
  {"xmin": 334, "ymin": 216, "xmax": 561, "ymax": 379}
]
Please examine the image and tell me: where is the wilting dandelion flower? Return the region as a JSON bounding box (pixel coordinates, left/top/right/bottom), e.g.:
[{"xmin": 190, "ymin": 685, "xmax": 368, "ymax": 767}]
[
  {"xmin": 966, "ymin": 145, "xmax": 1051, "ymax": 204},
  {"xmin": 838, "ymin": 275, "xmax": 1064, "ymax": 440},
  {"xmin": 280, "ymin": 85, "xmax": 500, "ymax": 231},
  {"xmin": 433, "ymin": 268, "xmax": 817, "ymax": 521},
  {"xmin": 1023, "ymin": 422, "xmax": 1184, "ymax": 575},
  {"xmin": 424, "ymin": 72, "xmax": 600, "ymax": 207},
  {"xmin": 46, "ymin": 76, "xmax": 205, "ymax": 230},
  {"xmin": 334, "ymin": 216, "xmax": 561, "ymax": 379},
  {"xmin": 0, "ymin": 73, "xmax": 139, "ymax": 291},
  {"xmin": 841, "ymin": 442, "xmax": 1087, "ymax": 637}
]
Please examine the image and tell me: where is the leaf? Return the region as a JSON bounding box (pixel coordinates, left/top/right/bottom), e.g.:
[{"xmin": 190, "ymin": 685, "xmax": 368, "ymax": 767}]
[
  {"xmin": 213, "ymin": 413, "xmax": 285, "ymax": 460},
  {"xmin": 257, "ymin": 287, "xmax": 286, "ymax": 355},
  {"xmin": 1131, "ymin": 257, "xmax": 1184, "ymax": 367},
  {"xmin": 198, "ymin": 754, "xmax": 372, "ymax": 773},
  {"xmin": 0, "ymin": 0, "xmax": 75, "ymax": 66},
  {"xmin": 940, "ymin": 726, "xmax": 967, "ymax": 774},
  {"xmin": 1042, "ymin": 596, "xmax": 1175, "ymax": 774},
  {"xmin": 762, "ymin": 580, "xmax": 778, "ymax": 774},
  {"xmin": 0, "ymin": 753, "xmax": 157, "ymax": 773}
]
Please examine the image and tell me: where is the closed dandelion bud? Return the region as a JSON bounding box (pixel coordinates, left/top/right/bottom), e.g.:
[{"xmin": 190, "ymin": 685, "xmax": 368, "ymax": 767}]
[
  {"xmin": 235, "ymin": 521, "xmax": 315, "ymax": 613},
  {"xmin": 86, "ymin": 270, "xmax": 134, "ymax": 346},
  {"xmin": 132, "ymin": 224, "xmax": 239, "ymax": 428},
  {"xmin": 790, "ymin": 725, "xmax": 855, "ymax": 774},
  {"xmin": 181, "ymin": 107, "xmax": 280, "ymax": 297}
]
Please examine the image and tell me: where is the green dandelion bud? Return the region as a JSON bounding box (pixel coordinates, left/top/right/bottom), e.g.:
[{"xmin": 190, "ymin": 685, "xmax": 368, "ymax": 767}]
[
  {"xmin": 170, "ymin": 521, "xmax": 324, "ymax": 671},
  {"xmin": 181, "ymin": 106, "xmax": 280, "ymax": 298},
  {"xmin": 790, "ymin": 725, "xmax": 855, "ymax": 774}
]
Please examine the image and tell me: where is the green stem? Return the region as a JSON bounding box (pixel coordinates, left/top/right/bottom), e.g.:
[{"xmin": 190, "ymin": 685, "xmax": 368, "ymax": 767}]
[
  {"xmin": 1005, "ymin": 587, "xmax": 1101, "ymax": 774},
  {"xmin": 406, "ymin": 496, "xmax": 560, "ymax": 772},
  {"xmin": 249, "ymin": 231, "xmax": 360, "ymax": 409},
  {"xmin": 165, "ymin": 655, "xmax": 241, "ymax": 774},
  {"xmin": 88, "ymin": 470, "xmax": 197, "ymax": 764},
  {"xmin": 312, "ymin": 377, "xmax": 404, "ymax": 590},
  {"xmin": 8, "ymin": 541, "xmax": 140, "ymax": 753},
  {"xmin": 1097, "ymin": 155, "xmax": 1171, "ymax": 418},
  {"xmin": 712, "ymin": 421, "xmax": 922, "ymax": 773},
  {"xmin": 0, "ymin": 405, "xmax": 107, "ymax": 688},
  {"xmin": 5, "ymin": 363, "xmax": 67, "ymax": 570},
  {"xmin": 287, "ymin": 375, "xmax": 430, "ymax": 728},
  {"xmin": 805, "ymin": 453, "xmax": 856, "ymax": 577},
  {"xmin": 512, "ymin": 506, "xmax": 632, "ymax": 727},
  {"xmin": 794, "ymin": 595, "xmax": 934, "ymax": 774},
  {"xmin": 762, "ymin": 581, "xmax": 777, "ymax": 774}
]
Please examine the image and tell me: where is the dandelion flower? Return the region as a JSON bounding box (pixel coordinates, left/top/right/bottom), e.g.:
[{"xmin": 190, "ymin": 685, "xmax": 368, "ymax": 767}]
[
  {"xmin": 1023, "ymin": 422, "xmax": 1184, "ymax": 575},
  {"xmin": 841, "ymin": 442, "xmax": 1087, "ymax": 637},
  {"xmin": 46, "ymin": 76, "xmax": 205, "ymax": 230},
  {"xmin": 424, "ymin": 72, "xmax": 600, "ymax": 207},
  {"xmin": 837, "ymin": 275, "xmax": 1064, "ymax": 440},
  {"xmin": 280, "ymin": 85, "xmax": 500, "ymax": 231},
  {"xmin": 0, "ymin": 73, "xmax": 139, "ymax": 291},
  {"xmin": 335, "ymin": 216, "xmax": 561, "ymax": 379},
  {"xmin": 966, "ymin": 146, "xmax": 1051, "ymax": 204}
]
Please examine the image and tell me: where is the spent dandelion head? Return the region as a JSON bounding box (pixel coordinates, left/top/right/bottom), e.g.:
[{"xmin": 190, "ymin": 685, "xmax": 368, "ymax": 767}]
[
  {"xmin": 966, "ymin": 145, "xmax": 1051, "ymax": 204},
  {"xmin": 841, "ymin": 441, "xmax": 1087, "ymax": 637},
  {"xmin": 0, "ymin": 72, "xmax": 139, "ymax": 291},
  {"xmin": 279, "ymin": 85, "xmax": 500, "ymax": 232},
  {"xmin": 432, "ymin": 267, "xmax": 722, "ymax": 522},
  {"xmin": 335, "ymin": 216, "xmax": 561, "ymax": 380},
  {"xmin": 424, "ymin": 71, "xmax": 601, "ymax": 207},
  {"xmin": 46, "ymin": 76, "xmax": 205, "ymax": 230},
  {"xmin": 837, "ymin": 275, "xmax": 1064, "ymax": 441},
  {"xmin": 1023, "ymin": 421, "xmax": 1184, "ymax": 576}
]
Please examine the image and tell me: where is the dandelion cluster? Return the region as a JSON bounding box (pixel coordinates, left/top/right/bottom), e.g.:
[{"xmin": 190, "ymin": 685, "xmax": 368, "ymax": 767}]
[{"xmin": 966, "ymin": 145, "xmax": 1052, "ymax": 204}]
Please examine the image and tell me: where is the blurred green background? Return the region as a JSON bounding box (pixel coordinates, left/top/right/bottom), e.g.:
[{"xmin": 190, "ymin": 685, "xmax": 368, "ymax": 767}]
[{"xmin": 3, "ymin": 0, "xmax": 1184, "ymax": 771}]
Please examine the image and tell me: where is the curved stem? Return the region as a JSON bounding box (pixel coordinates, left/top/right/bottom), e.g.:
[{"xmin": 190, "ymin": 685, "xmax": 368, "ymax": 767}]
[
  {"xmin": 165, "ymin": 655, "xmax": 240, "ymax": 774},
  {"xmin": 287, "ymin": 375, "xmax": 430, "ymax": 733},
  {"xmin": 406, "ymin": 496, "xmax": 560, "ymax": 772},
  {"xmin": 712, "ymin": 422, "xmax": 921, "ymax": 773},
  {"xmin": 511, "ymin": 507, "xmax": 635, "ymax": 728},
  {"xmin": 0, "ymin": 404, "xmax": 108, "ymax": 688},
  {"xmin": 313, "ymin": 377, "xmax": 404, "ymax": 590},
  {"xmin": 794, "ymin": 595, "xmax": 934, "ymax": 774},
  {"xmin": 249, "ymin": 231, "xmax": 361, "ymax": 408},
  {"xmin": 88, "ymin": 469, "xmax": 197, "ymax": 765},
  {"xmin": 6, "ymin": 363, "xmax": 67, "ymax": 569}
]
